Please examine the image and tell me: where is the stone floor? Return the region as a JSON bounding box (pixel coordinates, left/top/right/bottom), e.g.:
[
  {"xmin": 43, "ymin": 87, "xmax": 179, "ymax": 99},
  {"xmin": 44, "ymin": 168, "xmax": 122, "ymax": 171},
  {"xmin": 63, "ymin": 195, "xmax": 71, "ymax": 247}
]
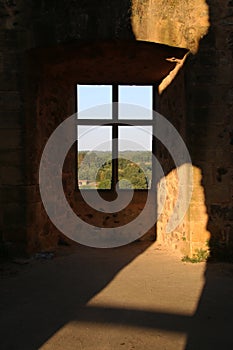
[{"xmin": 1, "ymin": 242, "xmax": 233, "ymax": 350}]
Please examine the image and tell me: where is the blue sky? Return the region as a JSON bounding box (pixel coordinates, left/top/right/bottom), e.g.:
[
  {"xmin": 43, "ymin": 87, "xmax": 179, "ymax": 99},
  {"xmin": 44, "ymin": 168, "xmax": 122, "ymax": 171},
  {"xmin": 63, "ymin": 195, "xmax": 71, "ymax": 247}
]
[
  {"xmin": 77, "ymin": 85, "xmax": 153, "ymax": 151},
  {"xmin": 77, "ymin": 125, "xmax": 152, "ymax": 151}
]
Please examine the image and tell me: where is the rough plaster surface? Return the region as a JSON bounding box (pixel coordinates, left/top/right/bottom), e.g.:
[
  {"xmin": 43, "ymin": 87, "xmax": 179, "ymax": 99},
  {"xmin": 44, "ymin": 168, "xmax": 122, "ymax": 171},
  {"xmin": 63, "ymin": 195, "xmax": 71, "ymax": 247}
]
[{"xmin": 132, "ymin": 0, "xmax": 209, "ymax": 53}]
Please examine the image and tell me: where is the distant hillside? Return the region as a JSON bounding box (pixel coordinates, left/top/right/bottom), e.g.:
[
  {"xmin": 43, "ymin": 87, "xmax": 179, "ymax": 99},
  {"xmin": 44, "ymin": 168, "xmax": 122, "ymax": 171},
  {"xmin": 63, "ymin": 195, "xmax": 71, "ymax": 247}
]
[{"xmin": 78, "ymin": 151, "xmax": 152, "ymax": 189}]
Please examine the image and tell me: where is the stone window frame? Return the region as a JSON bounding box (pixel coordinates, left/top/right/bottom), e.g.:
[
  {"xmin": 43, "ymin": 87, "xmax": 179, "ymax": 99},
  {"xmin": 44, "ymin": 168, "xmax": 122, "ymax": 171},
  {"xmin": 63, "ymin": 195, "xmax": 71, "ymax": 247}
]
[{"xmin": 75, "ymin": 83, "xmax": 157, "ymax": 192}]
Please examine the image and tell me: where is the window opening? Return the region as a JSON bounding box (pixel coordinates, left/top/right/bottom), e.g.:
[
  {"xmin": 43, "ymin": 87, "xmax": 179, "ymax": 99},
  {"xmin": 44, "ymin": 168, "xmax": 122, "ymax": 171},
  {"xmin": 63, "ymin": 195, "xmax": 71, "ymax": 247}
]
[{"xmin": 76, "ymin": 84, "xmax": 155, "ymax": 190}]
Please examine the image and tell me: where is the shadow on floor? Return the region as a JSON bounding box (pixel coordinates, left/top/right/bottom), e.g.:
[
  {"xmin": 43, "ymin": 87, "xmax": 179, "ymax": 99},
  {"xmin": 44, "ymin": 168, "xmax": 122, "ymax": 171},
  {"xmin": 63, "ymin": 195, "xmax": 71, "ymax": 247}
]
[{"xmin": 1, "ymin": 242, "xmax": 233, "ymax": 349}]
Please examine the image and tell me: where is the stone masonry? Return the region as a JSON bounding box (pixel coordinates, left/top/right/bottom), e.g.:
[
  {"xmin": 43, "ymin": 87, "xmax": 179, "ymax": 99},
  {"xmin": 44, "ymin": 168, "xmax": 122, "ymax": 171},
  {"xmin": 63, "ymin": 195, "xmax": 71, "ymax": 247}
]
[{"xmin": 0, "ymin": 0, "xmax": 232, "ymax": 260}]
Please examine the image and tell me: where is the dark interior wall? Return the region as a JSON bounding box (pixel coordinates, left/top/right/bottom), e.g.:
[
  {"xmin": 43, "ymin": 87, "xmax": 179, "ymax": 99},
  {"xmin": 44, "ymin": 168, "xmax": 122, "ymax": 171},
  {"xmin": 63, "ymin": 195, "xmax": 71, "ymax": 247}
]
[
  {"xmin": 185, "ymin": 0, "xmax": 233, "ymax": 260},
  {"xmin": 1, "ymin": 0, "xmax": 233, "ymax": 259},
  {"xmin": 0, "ymin": 0, "xmax": 135, "ymax": 254},
  {"xmin": 1, "ymin": 1, "xmax": 181, "ymax": 254},
  {"xmin": 24, "ymin": 41, "xmax": 184, "ymax": 253}
]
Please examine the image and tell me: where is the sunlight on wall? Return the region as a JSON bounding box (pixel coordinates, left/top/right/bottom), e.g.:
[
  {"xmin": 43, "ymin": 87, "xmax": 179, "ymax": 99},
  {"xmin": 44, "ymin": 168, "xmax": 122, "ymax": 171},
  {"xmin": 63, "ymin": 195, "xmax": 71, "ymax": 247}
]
[
  {"xmin": 131, "ymin": 0, "xmax": 210, "ymax": 54},
  {"xmin": 158, "ymin": 53, "xmax": 189, "ymax": 94},
  {"xmin": 157, "ymin": 165, "xmax": 211, "ymax": 257}
]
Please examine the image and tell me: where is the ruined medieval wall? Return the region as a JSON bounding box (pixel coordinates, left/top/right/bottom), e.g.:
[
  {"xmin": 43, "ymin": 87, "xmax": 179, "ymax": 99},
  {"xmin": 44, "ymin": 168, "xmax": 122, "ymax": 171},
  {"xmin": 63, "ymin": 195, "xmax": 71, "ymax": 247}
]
[
  {"xmin": 0, "ymin": 0, "xmax": 135, "ymax": 254},
  {"xmin": 132, "ymin": 0, "xmax": 211, "ymax": 257},
  {"xmin": 132, "ymin": 0, "xmax": 233, "ymax": 260},
  {"xmin": 185, "ymin": 0, "xmax": 233, "ymax": 260},
  {"xmin": 0, "ymin": 1, "xmax": 27, "ymax": 254},
  {"xmin": 1, "ymin": 0, "xmax": 232, "ymax": 259}
]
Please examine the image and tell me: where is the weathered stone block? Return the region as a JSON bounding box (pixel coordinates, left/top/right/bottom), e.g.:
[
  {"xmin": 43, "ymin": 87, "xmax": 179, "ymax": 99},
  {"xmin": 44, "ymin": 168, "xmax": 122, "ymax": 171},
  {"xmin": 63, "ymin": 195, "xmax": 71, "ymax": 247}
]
[
  {"xmin": 0, "ymin": 165, "xmax": 24, "ymax": 185},
  {"xmin": 0, "ymin": 91, "xmax": 21, "ymax": 110},
  {"xmin": 0, "ymin": 129, "xmax": 22, "ymax": 149},
  {"xmin": 0, "ymin": 110, "xmax": 22, "ymax": 128},
  {"xmin": 3, "ymin": 203, "xmax": 26, "ymax": 228}
]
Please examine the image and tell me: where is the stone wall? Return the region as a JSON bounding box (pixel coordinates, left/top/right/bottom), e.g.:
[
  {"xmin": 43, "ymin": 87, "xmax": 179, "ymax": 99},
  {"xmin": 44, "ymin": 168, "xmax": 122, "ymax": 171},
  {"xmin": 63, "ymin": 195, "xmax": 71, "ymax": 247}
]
[
  {"xmin": 24, "ymin": 41, "xmax": 184, "ymax": 253},
  {"xmin": 0, "ymin": 0, "xmax": 134, "ymax": 255},
  {"xmin": 0, "ymin": 0, "xmax": 232, "ymax": 260},
  {"xmin": 131, "ymin": 0, "xmax": 209, "ymax": 53},
  {"xmin": 130, "ymin": 0, "xmax": 233, "ymax": 260},
  {"xmin": 0, "ymin": 1, "xmax": 26, "ymax": 254},
  {"xmin": 185, "ymin": 0, "xmax": 233, "ymax": 260}
]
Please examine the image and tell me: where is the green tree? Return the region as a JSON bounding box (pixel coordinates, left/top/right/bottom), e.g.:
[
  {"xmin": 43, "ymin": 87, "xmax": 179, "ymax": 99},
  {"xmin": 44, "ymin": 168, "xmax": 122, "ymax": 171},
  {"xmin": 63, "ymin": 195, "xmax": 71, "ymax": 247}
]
[{"xmin": 98, "ymin": 179, "xmax": 111, "ymax": 189}]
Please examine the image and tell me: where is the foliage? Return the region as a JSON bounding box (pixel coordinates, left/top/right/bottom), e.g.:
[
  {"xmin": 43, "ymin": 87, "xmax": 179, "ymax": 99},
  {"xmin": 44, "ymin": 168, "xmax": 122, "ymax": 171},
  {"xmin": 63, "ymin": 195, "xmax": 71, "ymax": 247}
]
[
  {"xmin": 182, "ymin": 248, "xmax": 209, "ymax": 263},
  {"xmin": 78, "ymin": 151, "xmax": 111, "ymax": 181},
  {"xmin": 78, "ymin": 151, "xmax": 152, "ymax": 189},
  {"xmin": 98, "ymin": 179, "xmax": 111, "ymax": 189}
]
